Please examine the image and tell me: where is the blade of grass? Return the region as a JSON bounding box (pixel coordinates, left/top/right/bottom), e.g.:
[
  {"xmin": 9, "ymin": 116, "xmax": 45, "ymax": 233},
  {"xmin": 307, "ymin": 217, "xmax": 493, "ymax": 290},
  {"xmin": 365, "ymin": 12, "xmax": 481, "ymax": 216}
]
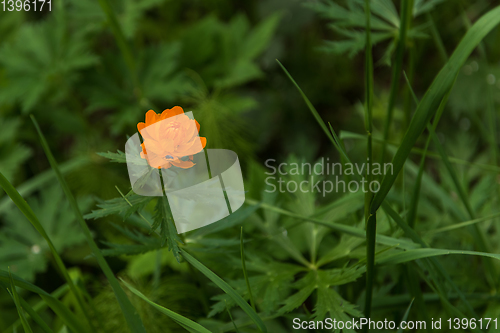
[
  {"xmin": 276, "ymin": 60, "xmax": 345, "ymax": 159},
  {"xmin": 377, "ymin": 247, "xmax": 500, "ymax": 265},
  {"xmin": 404, "ymin": 266, "xmax": 430, "ymax": 332},
  {"xmin": 180, "ymin": 249, "xmax": 267, "ymax": 333},
  {"xmin": 226, "ymin": 300, "xmax": 240, "ymax": 333},
  {"xmin": 363, "ymin": 0, "xmax": 376, "ymax": 326},
  {"xmin": 404, "ymin": 72, "xmax": 497, "ymax": 288},
  {"xmin": 31, "ymin": 116, "xmax": 147, "ymax": 333},
  {"xmin": 371, "ymin": 5, "xmax": 500, "ymax": 214},
  {"xmin": 240, "ymin": 227, "xmax": 256, "ymax": 311},
  {"xmin": 0, "ymin": 171, "xmax": 92, "ymax": 331},
  {"xmin": 120, "ymin": 279, "xmax": 211, "ymax": 333},
  {"xmin": 8, "ymin": 269, "xmax": 34, "ymax": 333},
  {"xmin": 340, "ymin": 131, "xmax": 500, "ymax": 174},
  {"xmin": 426, "ymin": 12, "xmax": 448, "ymax": 64},
  {"xmin": 428, "ymin": 123, "xmax": 497, "ymax": 288},
  {"xmin": 381, "ymin": 0, "xmax": 410, "ymax": 162},
  {"xmin": 245, "ymin": 198, "xmax": 419, "ymax": 249},
  {"xmin": 0, "ymin": 282, "xmax": 55, "ymax": 333},
  {"xmin": 428, "ymin": 212, "xmax": 500, "ymax": 235},
  {"xmin": 96, "ymin": 0, "xmax": 136, "ymax": 85},
  {"xmin": 382, "ymin": 202, "xmax": 478, "ymax": 318},
  {"xmin": 0, "ymin": 271, "xmax": 86, "ymax": 333},
  {"xmin": 396, "ymin": 298, "xmax": 414, "ymax": 333},
  {"xmin": 403, "ymin": 70, "xmax": 449, "ymax": 228},
  {"xmin": 6, "ymin": 284, "xmax": 67, "ymax": 333}
]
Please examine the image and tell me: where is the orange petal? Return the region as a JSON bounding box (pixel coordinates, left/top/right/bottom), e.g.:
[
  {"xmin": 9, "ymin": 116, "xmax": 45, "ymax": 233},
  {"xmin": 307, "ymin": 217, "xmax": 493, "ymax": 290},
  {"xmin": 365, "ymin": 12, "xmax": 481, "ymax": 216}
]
[
  {"xmin": 137, "ymin": 122, "xmax": 146, "ymax": 132},
  {"xmin": 199, "ymin": 137, "xmax": 207, "ymax": 149},
  {"xmin": 162, "ymin": 106, "xmax": 184, "ymax": 119},
  {"xmin": 145, "ymin": 110, "xmax": 158, "ymax": 125},
  {"xmin": 171, "ymin": 159, "xmax": 196, "ymax": 169},
  {"xmin": 195, "ymin": 120, "xmax": 200, "ymax": 132}
]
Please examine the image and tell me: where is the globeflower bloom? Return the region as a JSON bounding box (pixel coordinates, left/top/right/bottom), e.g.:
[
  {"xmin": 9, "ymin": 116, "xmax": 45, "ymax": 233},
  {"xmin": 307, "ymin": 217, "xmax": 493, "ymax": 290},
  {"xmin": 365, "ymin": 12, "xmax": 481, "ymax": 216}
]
[{"xmin": 137, "ymin": 106, "xmax": 206, "ymax": 169}]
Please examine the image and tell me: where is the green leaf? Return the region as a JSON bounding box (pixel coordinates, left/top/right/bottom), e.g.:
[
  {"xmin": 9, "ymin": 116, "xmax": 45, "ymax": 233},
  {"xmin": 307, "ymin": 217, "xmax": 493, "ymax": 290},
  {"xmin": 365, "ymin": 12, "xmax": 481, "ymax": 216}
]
[
  {"xmin": 0, "ymin": 18, "xmax": 97, "ymax": 112},
  {"xmin": 190, "ymin": 204, "xmax": 261, "ymax": 238},
  {"xmin": 0, "ymin": 270, "xmax": 86, "ymax": 333},
  {"xmin": 181, "ymin": 249, "xmax": 268, "ymax": 333},
  {"xmin": 240, "ymin": 228, "xmax": 256, "ymax": 312},
  {"xmin": 151, "ymin": 196, "xmax": 182, "ymax": 262},
  {"xmin": 0, "ymin": 156, "xmax": 90, "ymax": 214},
  {"xmin": 31, "ymin": 115, "xmax": 147, "ymax": 333},
  {"xmin": 371, "ymin": 5, "xmax": 500, "ymax": 214},
  {"xmin": 84, "ymin": 193, "xmax": 152, "ymax": 220},
  {"xmin": 96, "ymin": 150, "xmax": 127, "ymax": 163},
  {"xmin": 121, "ymin": 279, "xmax": 212, "ymax": 333},
  {"xmin": 8, "ymin": 269, "xmax": 34, "ymax": 333},
  {"xmin": 377, "ymin": 247, "xmax": 500, "ymax": 265},
  {"xmin": 396, "ymin": 299, "xmax": 415, "ymax": 333},
  {"xmin": 240, "ymin": 13, "xmax": 281, "ymax": 60},
  {"xmin": 0, "ymin": 185, "xmax": 88, "ymax": 281},
  {"xmin": 0, "ymin": 172, "xmax": 92, "ymax": 329},
  {"xmin": 413, "ymin": 0, "xmax": 446, "ymax": 17},
  {"xmin": 101, "ymin": 224, "xmax": 163, "ymax": 256}
]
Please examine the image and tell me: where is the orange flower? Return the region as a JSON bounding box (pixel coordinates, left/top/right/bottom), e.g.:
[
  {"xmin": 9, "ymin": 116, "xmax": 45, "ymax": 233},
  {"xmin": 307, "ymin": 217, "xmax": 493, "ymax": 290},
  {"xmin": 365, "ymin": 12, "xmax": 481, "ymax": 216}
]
[{"xmin": 137, "ymin": 106, "xmax": 207, "ymax": 169}]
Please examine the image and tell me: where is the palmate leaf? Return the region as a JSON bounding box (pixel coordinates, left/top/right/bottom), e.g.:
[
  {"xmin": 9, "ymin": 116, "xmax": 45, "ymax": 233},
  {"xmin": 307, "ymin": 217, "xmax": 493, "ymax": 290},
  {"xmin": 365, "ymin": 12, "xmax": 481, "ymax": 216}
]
[
  {"xmin": 413, "ymin": 0, "xmax": 446, "ymax": 16},
  {"xmin": 181, "ymin": 249, "xmax": 268, "ymax": 333},
  {"xmin": 0, "ymin": 117, "xmax": 32, "ymax": 181},
  {"xmin": 307, "ymin": 0, "xmax": 442, "ymax": 59},
  {"xmin": 209, "ymin": 260, "xmax": 303, "ymax": 316},
  {"xmin": 0, "ymin": 185, "xmax": 89, "ymax": 282},
  {"xmin": 279, "ymin": 268, "xmax": 364, "ymax": 326},
  {"xmin": 84, "ymin": 41, "xmax": 188, "ymax": 134},
  {"xmin": 0, "ymin": 17, "xmax": 97, "ymax": 112},
  {"xmin": 67, "ymin": 0, "xmax": 166, "ymax": 38}
]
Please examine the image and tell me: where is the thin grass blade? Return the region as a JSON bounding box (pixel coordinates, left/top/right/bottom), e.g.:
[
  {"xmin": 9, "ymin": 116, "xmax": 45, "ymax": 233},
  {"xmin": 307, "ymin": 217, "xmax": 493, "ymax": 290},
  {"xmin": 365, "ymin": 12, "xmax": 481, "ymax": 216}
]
[
  {"xmin": 30, "ymin": 115, "xmax": 147, "ymax": 333},
  {"xmin": 180, "ymin": 249, "xmax": 267, "ymax": 333},
  {"xmin": 396, "ymin": 299, "xmax": 414, "ymax": 333},
  {"xmin": 8, "ymin": 269, "xmax": 34, "ymax": 333},
  {"xmin": 0, "ymin": 171, "xmax": 91, "ymax": 330},
  {"xmin": 240, "ymin": 227, "xmax": 256, "ymax": 311},
  {"xmin": 371, "ymin": 6, "xmax": 500, "ymax": 214},
  {"xmin": 0, "ymin": 271, "xmax": 86, "ymax": 333},
  {"xmin": 121, "ymin": 279, "xmax": 211, "ymax": 333}
]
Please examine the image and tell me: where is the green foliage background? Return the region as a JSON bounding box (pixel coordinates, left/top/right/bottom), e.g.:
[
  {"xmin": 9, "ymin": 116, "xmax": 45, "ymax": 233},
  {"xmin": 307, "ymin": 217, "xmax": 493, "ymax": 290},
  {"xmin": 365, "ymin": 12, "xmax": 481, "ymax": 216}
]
[{"xmin": 0, "ymin": 0, "xmax": 499, "ymax": 332}]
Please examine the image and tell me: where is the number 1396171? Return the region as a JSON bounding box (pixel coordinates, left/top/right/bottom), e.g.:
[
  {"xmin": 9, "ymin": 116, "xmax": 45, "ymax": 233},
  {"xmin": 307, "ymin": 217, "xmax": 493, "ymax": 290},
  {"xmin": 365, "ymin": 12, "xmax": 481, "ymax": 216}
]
[{"xmin": 1, "ymin": 0, "xmax": 51, "ymax": 11}]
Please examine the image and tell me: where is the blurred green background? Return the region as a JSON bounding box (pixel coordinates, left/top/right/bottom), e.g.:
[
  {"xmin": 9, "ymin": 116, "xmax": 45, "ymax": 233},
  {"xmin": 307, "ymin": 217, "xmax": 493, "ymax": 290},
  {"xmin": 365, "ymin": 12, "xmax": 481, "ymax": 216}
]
[{"xmin": 0, "ymin": 0, "xmax": 499, "ymax": 332}]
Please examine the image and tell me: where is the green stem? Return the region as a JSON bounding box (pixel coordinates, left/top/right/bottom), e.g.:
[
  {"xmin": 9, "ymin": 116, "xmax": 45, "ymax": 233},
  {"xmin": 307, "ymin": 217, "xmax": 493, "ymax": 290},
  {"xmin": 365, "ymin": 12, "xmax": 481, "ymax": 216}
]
[
  {"xmin": 363, "ymin": 0, "xmax": 375, "ymax": 328},
  {"xmin": 380, "ymin": 0, "xmax": 410, "ymax": 162}
]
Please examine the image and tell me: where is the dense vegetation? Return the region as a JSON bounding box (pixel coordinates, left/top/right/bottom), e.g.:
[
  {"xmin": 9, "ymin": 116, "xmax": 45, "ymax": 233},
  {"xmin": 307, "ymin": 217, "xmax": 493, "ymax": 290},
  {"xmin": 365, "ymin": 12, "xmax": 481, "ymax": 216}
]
[{"xmin": 0, "ymin": 0, "xmax": 499, "ymax": 332}]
